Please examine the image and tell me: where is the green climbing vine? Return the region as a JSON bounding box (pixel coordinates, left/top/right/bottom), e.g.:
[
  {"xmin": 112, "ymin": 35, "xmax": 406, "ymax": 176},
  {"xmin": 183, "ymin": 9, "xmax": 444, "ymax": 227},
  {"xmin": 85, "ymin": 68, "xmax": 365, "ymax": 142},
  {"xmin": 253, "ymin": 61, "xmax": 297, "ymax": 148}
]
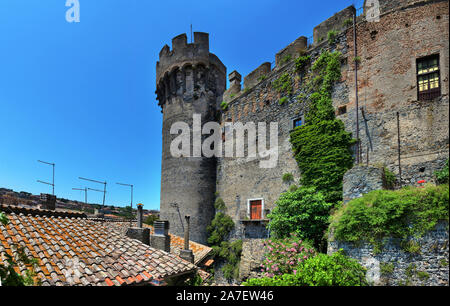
[
  {"xmin": 290, "ymin": 51, "xmax": 355, "ymax": 205},
  {"xmin": 207, "ymin": 197, "xmax": 242, "ymax": 281},
  {"xmin": 272, "ymin": 73, "xmax": 293, "ymax": 96}
]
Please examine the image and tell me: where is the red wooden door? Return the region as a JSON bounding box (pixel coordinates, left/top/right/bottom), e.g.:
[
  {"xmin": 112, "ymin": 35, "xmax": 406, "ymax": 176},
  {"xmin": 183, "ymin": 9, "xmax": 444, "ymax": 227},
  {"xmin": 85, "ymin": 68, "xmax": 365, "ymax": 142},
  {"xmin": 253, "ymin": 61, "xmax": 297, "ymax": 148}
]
[{"xmin": 250, "ymin": 200, "xmax": 262, "ymax": 220}]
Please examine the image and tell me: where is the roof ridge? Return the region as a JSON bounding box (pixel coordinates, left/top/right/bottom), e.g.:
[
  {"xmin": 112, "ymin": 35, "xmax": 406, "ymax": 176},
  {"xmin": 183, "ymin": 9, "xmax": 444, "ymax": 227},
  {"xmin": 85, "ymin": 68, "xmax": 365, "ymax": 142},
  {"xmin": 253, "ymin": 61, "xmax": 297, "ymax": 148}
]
[{"xmin": 0, "ymin": 204, "xmax": 87, "ymax": 219}]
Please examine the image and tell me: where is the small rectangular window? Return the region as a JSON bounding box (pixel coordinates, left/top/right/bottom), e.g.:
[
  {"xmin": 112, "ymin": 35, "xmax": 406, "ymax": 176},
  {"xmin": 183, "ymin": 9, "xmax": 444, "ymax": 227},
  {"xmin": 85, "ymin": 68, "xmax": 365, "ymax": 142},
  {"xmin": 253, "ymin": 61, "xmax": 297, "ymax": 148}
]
[
  {"xmin": 417, "ymin": 55, "xmax": 441, "ymax": 101},
  {"xmin": 338, "ymin": 105, "xmax": 347, "ymax": 115},
  {"xmin": 292, "ymin": 115, "xmax": 304, "ymax": 129}
]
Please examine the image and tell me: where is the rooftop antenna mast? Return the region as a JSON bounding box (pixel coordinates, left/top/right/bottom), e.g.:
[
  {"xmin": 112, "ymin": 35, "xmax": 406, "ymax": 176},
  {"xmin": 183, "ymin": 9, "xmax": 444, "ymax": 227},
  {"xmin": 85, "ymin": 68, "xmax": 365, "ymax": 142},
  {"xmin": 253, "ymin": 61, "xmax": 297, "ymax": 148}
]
[
  {"xmin": 190, "ymin": 24, "xmax": 193, "ymax": 43},
  {"xmin": 116, "ymin": 182, "xmax": 134, "ymax": 226},
  {"xmin": 72, "ymin": 187, "xmax": 87, "ymax": 211},
  {"xmin": 87, "ymin": 187, "xmax": 107, "ymax": 212},
  {"xmin": 79, "ymin": 177, "xmax": 107, "ymax": 210},
  {"xmin": 37, "ymin": 160, "xmax": 55, "ymax": 195}
]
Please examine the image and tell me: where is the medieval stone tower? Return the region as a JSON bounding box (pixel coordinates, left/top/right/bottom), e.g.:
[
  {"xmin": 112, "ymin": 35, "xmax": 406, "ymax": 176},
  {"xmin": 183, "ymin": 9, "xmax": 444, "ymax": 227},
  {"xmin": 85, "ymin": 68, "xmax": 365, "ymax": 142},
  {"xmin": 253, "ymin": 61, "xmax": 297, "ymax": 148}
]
[{"xmin": 155, "ymin": 32, "xmax": 226, "ymax": 244}]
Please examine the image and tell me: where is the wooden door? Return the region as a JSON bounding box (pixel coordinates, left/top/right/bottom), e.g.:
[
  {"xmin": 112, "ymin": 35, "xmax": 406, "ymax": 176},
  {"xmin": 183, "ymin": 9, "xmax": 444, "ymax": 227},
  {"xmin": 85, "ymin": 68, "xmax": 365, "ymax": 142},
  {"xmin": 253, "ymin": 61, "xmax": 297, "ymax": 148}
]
[{"xmin": 250, "ymin": 200, "xmax": 262, "ymax": 220}]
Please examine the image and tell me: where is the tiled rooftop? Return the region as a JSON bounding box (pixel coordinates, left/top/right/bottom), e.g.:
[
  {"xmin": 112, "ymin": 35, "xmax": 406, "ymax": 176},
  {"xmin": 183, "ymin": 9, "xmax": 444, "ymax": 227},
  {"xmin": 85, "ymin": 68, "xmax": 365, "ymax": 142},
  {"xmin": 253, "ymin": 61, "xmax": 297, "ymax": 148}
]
[
  {"xmin": 0, "ymin": 205, "xmax": 197, "ymax": 286},
  {"xmin": 105, "ymin": 222, "xmax": 213, "ymax": 265}
]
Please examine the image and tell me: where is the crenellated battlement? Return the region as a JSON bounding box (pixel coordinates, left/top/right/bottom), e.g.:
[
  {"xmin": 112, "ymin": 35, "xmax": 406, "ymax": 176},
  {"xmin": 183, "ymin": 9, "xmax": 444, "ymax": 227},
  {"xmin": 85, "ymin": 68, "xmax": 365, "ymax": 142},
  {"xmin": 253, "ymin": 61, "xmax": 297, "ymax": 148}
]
[{"xmin": 155, "ymin": 32, "xmax": 226, "ymax": 109}]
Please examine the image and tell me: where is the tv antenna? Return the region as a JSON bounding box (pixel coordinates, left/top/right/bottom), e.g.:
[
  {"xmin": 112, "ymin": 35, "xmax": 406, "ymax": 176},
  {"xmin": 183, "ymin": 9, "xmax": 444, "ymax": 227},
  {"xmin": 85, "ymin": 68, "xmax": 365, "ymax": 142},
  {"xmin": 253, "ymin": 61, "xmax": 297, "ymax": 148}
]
[
  {"xmin": 37, "ymin": 160, "xmax": 55, "ymax": 195},
  {"xmin": 79, "ymin": 177, "xmax": 107, "ymax": 210},
  {"xmin": 116, "ymin": 182, "xmax": 134, "ymax": 225}
]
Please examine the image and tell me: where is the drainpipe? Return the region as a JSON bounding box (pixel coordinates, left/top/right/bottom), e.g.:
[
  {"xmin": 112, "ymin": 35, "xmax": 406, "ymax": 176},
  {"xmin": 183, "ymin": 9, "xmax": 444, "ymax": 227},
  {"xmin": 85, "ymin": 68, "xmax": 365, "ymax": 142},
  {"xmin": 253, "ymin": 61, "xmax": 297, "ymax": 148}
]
[
  {"xmin": 397, "ymin": 112, "xmax": 402, "ymax": 187},
  {"xmin": 184, "ymin": 215, "xmax": 190, "ymax": 250},
  {"xmin": 353, "ymin": 7, "xmax": 360, "ymax": 164}
]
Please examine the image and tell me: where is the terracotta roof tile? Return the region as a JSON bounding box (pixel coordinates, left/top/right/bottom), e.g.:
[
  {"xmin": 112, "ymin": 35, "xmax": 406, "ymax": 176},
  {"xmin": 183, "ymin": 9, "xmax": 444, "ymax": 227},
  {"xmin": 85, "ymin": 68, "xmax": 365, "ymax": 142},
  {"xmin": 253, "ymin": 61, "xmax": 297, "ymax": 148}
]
[
  {"xmin": 105, "ymin": 222, "xmax": 213, "ymax": 265},
  {"xmin": 0, "ymin": 205, "xmax": 197, "ymax": 286}
]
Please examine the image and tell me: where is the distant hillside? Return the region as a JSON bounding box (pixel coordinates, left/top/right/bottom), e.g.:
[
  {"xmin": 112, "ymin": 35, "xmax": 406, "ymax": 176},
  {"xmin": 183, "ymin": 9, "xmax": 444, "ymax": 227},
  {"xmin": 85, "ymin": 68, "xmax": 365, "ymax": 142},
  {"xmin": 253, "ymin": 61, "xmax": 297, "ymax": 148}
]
[{"xmin": 0, "ymin": 187, "xmax": 159, "ymax": 217}]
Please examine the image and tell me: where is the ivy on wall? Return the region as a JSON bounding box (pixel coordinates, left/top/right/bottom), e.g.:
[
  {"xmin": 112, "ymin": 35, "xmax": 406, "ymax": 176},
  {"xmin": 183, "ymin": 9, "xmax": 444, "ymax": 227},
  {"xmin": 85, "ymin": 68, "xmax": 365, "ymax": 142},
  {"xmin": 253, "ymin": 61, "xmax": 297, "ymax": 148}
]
[
  {"xmin": 206, "ymin": 197, "xmax": 242, "ymax": 281},
  {"xmin": 290, "ymin": 51, "xmax": 355, "ymax": 205}
]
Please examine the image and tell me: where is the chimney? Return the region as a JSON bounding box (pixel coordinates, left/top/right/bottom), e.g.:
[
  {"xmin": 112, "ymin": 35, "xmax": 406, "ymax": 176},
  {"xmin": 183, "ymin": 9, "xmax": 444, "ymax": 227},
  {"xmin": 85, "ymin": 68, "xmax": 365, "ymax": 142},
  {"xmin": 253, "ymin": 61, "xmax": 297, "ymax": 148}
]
[
  {"xmin": 150, "ymin": 220, "xmax": 171, "ymax": 252},
  {"xmin": 179, "ymin": 215, "xmax": 194, "ymax": 263},
  {"xmin": 40, "ymin": 193, "xmax": 56, "ymax": 210},
  {"xmin": 125, "ymin": 203, "xmax": 150, "ymax": 245},
  {"xmin": 136, "ymin": 203, "xmax": 143, "ymax": 228}
]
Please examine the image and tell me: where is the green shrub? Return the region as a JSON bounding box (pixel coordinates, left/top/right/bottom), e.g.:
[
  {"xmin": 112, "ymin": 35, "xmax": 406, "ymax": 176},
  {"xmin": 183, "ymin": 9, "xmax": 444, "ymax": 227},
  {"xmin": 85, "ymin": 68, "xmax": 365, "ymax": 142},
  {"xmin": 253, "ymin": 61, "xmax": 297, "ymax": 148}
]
[
  {"xmin": 435, "ymin": 159, "xmax": 449, "ymax": 184},
  {"xmin": 207, "ymin": 210, "xmax": 242, "ymax": 281},
  {"xmin": 281, "ymin": 54, "xmax": 292, "ymax": 65},
  {"xmin": 383, "ymin": 167, "xmax": 396, "ymax": 189},
  {"xmin": 417, "ymin": 271, "xmax": 430, "ymax": 281},
  {"xmin": 401, "ymin": 240, "xmax": 421, "ymax": 254},
  {"xmin": 295, "ymin": 55, "xmax": 311, "ymax": 72},
  {"xmin": 272, "ymin": 73, "xmax": 293, "ymax": 96},
  {"xmin": 327, "ymin": 30, "xmax": 338, "ymax": 44},
  {"xmin": 268, "ymin": 186, "xmax": 332, "ymax": 248},
  {"xmin": 343, "ymin": 18, "xmax": 353, "ymax": 28},
  {"xmin": 380, "ymin": 262, "xmax": 395, "ymax": 276},
  {"xmin": 243, "ymin": 250, "xmax": 367, "ymax": 286},
  {"xmin": 220, "ymin": 240, "xmax": 243, "ymax": 280},
  {"xmin": 207, "ymin": 212, "xmax": 234, "ymax": 245},
  {"xmin": 221, "ymin": 101, "xmax": 229, "ymax": 111},
  {"xmin": 282, "ymin": 173, "xmax": 294, "ymax": 183},
  {"xmin": 289, "ymin": 185, "xmax": 298, "ymax": 192},
  {"xmin": 214, "ymin": 197, "xmax": 226, "ymax": 210},
  {"xmin": 329, "ymin": 185, "xmax": 449, "ymax": 250},
  {"xmin": 257, "ymin": 75, "xmax": 267, "ymax": 82},
  {"xmin": 143, "ymin": 214, "xmax": 159, "ymax": 226},
  {"xmin": 279, "ymin": 96, "xmax": 288, "ymax": 105}
]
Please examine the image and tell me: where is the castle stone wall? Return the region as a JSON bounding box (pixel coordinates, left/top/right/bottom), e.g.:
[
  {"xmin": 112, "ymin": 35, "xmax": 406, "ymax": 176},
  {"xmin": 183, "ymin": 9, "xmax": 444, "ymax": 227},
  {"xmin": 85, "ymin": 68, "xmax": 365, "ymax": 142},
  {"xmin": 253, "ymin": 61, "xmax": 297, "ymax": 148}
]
[
  {"xmin": 341, "ymin": 0, "xmax": 449, "ymax": 185},
  {"xmin": 328, "ymin": 221, "xmax": 449, "ymax": 286},
  {"xmin": 216, "ymin": 33, "xmax": 349, "ymax": 239},
  {"xmin": 215, "ymin": 1, "xmax": 448, "ymax": 241}
]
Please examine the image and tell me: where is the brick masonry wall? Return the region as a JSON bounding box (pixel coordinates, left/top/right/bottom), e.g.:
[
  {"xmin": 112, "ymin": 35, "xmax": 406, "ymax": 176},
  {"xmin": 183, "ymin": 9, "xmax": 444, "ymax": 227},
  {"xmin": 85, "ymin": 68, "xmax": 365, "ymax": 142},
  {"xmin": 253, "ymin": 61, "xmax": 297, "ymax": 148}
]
[
  {"xmin": 328, "ymin": 221, "xmax": 449, "ymax": 286},
  {"xmin": 342, "ymin": 0, "xmax": 449, "ymax": 184}
]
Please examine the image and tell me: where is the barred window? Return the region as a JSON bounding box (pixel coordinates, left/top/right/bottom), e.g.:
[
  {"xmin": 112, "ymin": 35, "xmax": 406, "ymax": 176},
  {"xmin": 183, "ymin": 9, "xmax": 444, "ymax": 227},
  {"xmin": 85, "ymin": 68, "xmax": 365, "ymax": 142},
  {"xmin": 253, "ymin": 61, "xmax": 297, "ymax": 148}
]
[{"xmin": 417, "ymin": 55, "xmax": 441, "ymax": 101}]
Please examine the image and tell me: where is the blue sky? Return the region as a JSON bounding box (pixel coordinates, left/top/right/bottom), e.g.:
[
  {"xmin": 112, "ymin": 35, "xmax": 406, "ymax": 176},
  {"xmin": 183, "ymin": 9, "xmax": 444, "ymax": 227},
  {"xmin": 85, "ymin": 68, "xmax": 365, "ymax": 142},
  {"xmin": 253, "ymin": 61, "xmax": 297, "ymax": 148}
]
[{"xmin": 0, "ymin": 0, "xmax": 364, "ymax": 210}]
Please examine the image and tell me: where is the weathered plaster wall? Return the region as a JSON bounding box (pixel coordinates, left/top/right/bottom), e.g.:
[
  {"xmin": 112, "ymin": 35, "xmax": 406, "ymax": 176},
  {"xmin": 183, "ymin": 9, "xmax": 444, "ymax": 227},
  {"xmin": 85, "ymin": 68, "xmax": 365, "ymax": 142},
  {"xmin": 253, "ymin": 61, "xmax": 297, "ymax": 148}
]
[{"xmin": 342, "ymin": 0, "xmax": 449, "ymax": 184}]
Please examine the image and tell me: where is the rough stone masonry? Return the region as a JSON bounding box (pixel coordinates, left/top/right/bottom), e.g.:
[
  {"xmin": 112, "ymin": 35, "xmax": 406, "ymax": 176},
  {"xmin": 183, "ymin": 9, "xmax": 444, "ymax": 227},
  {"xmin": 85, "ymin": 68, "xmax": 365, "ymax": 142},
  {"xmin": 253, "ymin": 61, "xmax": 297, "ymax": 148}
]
[{"xmin": 155, "ymin": 0, "xmax": 449, "ymax": 245}]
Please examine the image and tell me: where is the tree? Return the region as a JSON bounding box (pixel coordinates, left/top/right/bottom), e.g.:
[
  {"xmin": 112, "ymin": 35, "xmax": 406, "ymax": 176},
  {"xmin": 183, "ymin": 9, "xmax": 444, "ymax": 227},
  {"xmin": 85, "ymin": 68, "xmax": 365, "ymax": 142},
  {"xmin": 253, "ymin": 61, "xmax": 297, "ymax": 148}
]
[
  {"xmin": 144, "ymin": 214, "xmax": 159, "ymax": 226},
  {"xmin": 267, "ymin": 186, "xmax": 332, "ymax": 249}
]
